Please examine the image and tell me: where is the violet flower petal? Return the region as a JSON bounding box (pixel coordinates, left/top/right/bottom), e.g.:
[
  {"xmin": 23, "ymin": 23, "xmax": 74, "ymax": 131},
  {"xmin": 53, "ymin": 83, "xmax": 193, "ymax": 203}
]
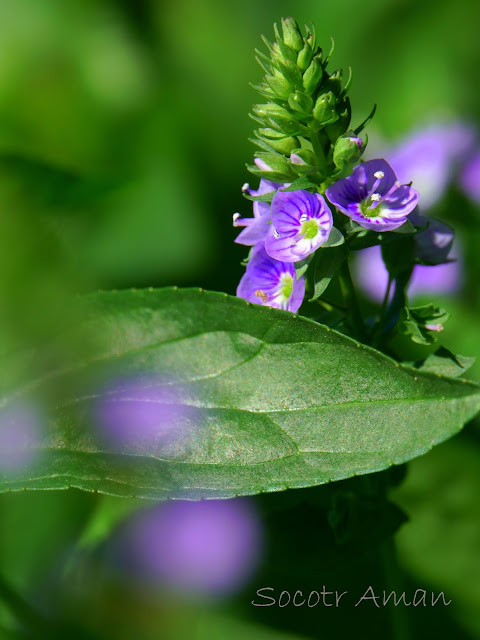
[
  {"xmin": 265, "ymin": 190, "xmax": 333, "ymax": 262},
  {"xmin": 237, "ymin": 244, "xmax": 305, "ymax": 312},
  {"xmin": 326, "ymin": 159, "xmax": 418, "ymax": 231}
]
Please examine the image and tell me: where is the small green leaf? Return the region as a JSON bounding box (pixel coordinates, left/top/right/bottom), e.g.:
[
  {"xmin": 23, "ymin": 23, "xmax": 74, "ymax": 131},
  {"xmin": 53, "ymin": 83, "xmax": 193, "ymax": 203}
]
[
  {"xmin": 322, "ymin": 226, "xmax": 344, "ymax": 247},
  {"xmin": 396, "ymin": 305, "xmax": 450, "ymax": 346},
  {"xmin": 381, "ymin": 235, "xmax": 415, "ymax": 277},
  {"xmin": 243, "ymin": 191, "xmax": 275, "ymax": 204},
  {"xmin": 294, "ymin": 254, "xmax": 314, "ymax": 280},
  {"xmin": 279, "ymin": 177, "xmax": 318, "ymax": 192},
  {"xmin": 392, "ymin": 219, "xmax": 417, "ymax": 234},
  {"xmin": 310, "ymin": 244, "xmax": 346, "ymax": 301},
  {"xmin": 412, "ymin": 347, "xmax": 476, "ymax": 378}
]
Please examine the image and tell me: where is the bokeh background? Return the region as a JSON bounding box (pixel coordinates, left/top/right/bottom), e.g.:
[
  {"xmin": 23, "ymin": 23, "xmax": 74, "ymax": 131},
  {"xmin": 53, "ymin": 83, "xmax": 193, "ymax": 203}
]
[{"xmin": 1, "ymin": 0, "xmax": 480, "ymax": 639}]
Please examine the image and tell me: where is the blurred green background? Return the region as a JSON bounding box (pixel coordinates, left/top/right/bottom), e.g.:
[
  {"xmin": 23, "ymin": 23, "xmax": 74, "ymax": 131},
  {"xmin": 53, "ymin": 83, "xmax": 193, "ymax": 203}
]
[{"xmin": 1, "ymin": 0, "xmax": 480, "ymax": 638}]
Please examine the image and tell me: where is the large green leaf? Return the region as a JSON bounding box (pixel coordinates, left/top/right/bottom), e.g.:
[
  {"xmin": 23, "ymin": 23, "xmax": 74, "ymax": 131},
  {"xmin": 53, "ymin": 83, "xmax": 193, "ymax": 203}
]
[{"xmin": 1, "ymin": 288, "xmax": 479, "ymax": 500}]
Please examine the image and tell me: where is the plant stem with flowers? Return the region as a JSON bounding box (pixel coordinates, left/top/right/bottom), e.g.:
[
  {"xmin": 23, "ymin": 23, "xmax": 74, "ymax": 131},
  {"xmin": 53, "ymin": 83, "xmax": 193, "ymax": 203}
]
[{"xmin": 234, "ymin": 17, "xmax": 455, "ymax": 361}]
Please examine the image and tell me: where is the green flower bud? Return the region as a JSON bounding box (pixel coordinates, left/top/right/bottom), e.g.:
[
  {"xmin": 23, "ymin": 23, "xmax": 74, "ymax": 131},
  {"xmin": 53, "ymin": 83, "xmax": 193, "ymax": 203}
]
[
  {"xmin": 257, "ymin": 129, "xmax": 299, "ymax": 154},
  {"xmin": 333, "ymin": 132, "xmax": 365, "ymax": 170},
  {"xmin": 313, "ymin": 91, "xmax": 337, "ymax": 124},
  {"xmin": 273, "ymin": 59, "xmax": 303, "ymax": 90},
  {"xmin": 325, "ymin": 100, "xmax": 351, "ymax": 141},
  {"xmin": 281, "ymin": 17, "xmax": 304, "ymax": 53},
  {"xmin": 326, "ymin": 70, "xmax": 343, "ymax": 96},
  {"xmin": 302, "ymin": 56, "xmax": 323, "ymax": 95},
  {"xmin": 288, "ymin": 91, "xmax": 314, "ymax": 116},
  {"xmin": 289, "ymin": 148, "xmax": 319, "ymax": 176},
  {"xmin": 265, "ymin": 74, "xmax": 291, "ymax": 99},
  {"xmin": 268, "ymin": 113, "xmax": 303, "ymax": 135},
  {"xmin": 273, "ymin": 26, "xmax": 297, "ymax": 64},
  {"xmin": 248, "ymin": 152, "xmax": 296, "ymax": 181},
  {"xmin": 252, "ymin": 103, "xmax": 291, "ymax": 120},
  {"xmin": 297, "ymin": 37, "xmax": 315, "ymax": 73}
]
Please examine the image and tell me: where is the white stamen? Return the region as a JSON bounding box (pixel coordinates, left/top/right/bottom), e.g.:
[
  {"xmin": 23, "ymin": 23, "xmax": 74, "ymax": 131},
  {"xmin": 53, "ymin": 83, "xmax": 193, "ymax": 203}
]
[
  {"xmin": 370, "ymin": 193, "xmax": 381, "ymax": 202},
  {"xmin": 272, "ymin": 228, "xmax": 280, "ymax": 239},
  {"xmin": 242, "ymin": 183, "xmax": 250, "ymax": 193},
  {"xmin": 299, "ymin": 213, "xmax": 308, "ymax": 223},
  {"xmin": 374, "ymin": 171, "xmax": 384, "ymax": 179},
  {"xmin": 233, "ymin": 213, "xmax": 241, "ymax": 225}
]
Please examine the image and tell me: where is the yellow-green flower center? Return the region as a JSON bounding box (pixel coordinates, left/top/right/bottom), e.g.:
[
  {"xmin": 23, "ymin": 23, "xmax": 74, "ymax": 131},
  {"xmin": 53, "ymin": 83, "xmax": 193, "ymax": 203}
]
[
  {"xmin": 361, "ymin": 193, "xmax": 383, "ymax": 218},
  {"xmin": 299, "ymin": 218, "xmax": 318, "ymax": 239},
  {"xmin": 279, "ymin": 274, "xmax": 293, "ymax": 300}
]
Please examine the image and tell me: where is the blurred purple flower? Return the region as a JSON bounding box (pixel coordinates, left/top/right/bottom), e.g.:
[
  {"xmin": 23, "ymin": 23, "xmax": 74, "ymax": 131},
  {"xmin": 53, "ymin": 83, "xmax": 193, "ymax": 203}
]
[
  {"xmin": 374, "ymin": 122, "xmax": 476, "ymax": 210},
  {"xmin": 119, "ymin": 499, "xmax": 263, "ymax": 597},
  {"xmin": 94, "ymin": 376, "xmax": 192, "ymax": 454},
  {"xmin": 237, "ymin": 244, "xmax": 305, "ymax": 312},
  {"xmin": 265, "ymin": 190, "xmax": 333, "ymax": 262},
  {"xmin": 460, "ymin": 149, "xmax": 480, "ymax": 205},
  {"xmin": 233, "ymin": 179, "xmax": 281, "ymax": 246},
  {"xmin": 354, "ymin": 244, "xmax": 462, "ymax": 302},
  {"xmin": 410, "ymin": 209, "xmax": 454, "ymax": 265},
  {"xmin": 326, "ymin": 159, "xmax": 419, "ymax": 231},
  {"xmin": 0, "ymin": 401, "xmax": 42, "ymax": 471}
]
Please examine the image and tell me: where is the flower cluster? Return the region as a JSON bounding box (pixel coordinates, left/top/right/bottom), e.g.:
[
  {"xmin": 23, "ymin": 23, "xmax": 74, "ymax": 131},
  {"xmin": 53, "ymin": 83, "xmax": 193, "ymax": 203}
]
[
  {"xmin": 232, "ymin": 18, "xmax": 469, "ymax": 360},
  {"xmin": 233, "ymin": 19, "xmax": 422, "ymax": 315},
  {"xmin": 234, "ymin": 159, "xmax": 418, "ymax": 312}
]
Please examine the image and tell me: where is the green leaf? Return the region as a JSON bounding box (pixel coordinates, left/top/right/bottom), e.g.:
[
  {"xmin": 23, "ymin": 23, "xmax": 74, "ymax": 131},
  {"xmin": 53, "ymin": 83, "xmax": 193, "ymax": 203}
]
[
  {"xmin": 243, "ymin": 190, "xmax": 275, "ymax": 204},
  {"xmin": 412, "ymin": 347, "xmax": 476, "ymax": 378},
  {"xmin": 294, "ymin": 254, "xmax": 314, "ymax": 280},
  {"xmin": 309, "ymin": 244, "xmax": 346, "ymax": 301},
  {"xmin": 1, "ymin": 288, "xmax": 480, "ymax": 500},
  {"xmin": 322, "ymin": 226, "xmax": 344, "ymax": 248},
  {"xmin": 279, "ymin": 176, "xmax": 318, "ymax": 192},
  {"xmin": 397, "ymin": 305, "xmax": 450, "ymax": 346},
  {"xmin": 381, "ymin": 235, "xmax": 415, "ymax": 277},
  {"xmin": 392, "ymin": 219, "xmax": 417, "ymax": 234}
]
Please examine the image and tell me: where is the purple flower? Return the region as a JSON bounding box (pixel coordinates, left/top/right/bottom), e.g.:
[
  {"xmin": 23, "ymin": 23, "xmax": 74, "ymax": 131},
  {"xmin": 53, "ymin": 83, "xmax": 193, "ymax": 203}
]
[
  {"xmin": 378, "ymin": 122, "xmax": 476, "ymax": 210},
  {"xmin": 410, "ymin": 209, "xmax": 454, "ymax": 265},
  {"xmin": 460, "ymin": 149, "xmax": 480, "ymax": 205},
  {"xmin": 116, "ymin": 499, "xmax": 263, "ymax": 597},
  {"xmin": 237, "ymin": 244, "xmax": 305, "ymax": 312},
  {"xmin": 233, "ymin": 179, "xmax": 280, "ymax": 246},
  {"xmin": 354, "ymin": 244, "xmax": 462, "ymax": 302},
  {"xmin": 326, "ymin": 159, "xmax": 419, "ymax": 231},
  {"xmin": 265, "ymin": 190, "xmax": 333, "ymax": 262}
]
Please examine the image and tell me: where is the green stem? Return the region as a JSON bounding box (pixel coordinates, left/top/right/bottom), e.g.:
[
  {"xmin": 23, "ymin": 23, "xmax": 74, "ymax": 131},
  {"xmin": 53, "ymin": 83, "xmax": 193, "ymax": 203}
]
[
  {"xmin": 310, "ymin": 130, "xmax": 327, "ymax": 169},
  {"xmin": 315, "ymin": 297, "xmax": 346, "ymax": 313},
  {"xmin": 381, "ymin": 538, "xmax": 411, "ymax": 640},
  {"xmin": 338, "ymin": 259, "xmax": 366, "ymax": 341},
  {"xmin": 384, "ymin": 268, "xmax": 413, "ymax": 329},
  {"xmin": 371, "ymin": 274, "xmax": 393, "ymax": 348}
]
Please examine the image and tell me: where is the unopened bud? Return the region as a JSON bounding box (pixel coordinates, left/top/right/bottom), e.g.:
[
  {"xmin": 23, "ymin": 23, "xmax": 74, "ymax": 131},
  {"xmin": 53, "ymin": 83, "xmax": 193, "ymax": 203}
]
[
  {"xmin": 288, "ymin": 91, "xmax": 314, "ymax": 116},
  {"xmin": 325, "ymin": 101, "xmax": 351, "ymax": 141},
  {"xmin": 289, "ymin": 148, "xmax": 319, "ymax": 176},
  {"xmin": 281, "ymin": 17, "xmax": 304, "ymax": 53},
  {"xmin": 297, "ymin": 36, "xmax": 315, "ymax": 72},
  {"xmin": 313, "ymin": 91, "xmax": 337, "ymax": 124},
  {"xmin": 249, "ymin": 153, "xmax": 295, "ymax": 181},
  {"xmin": 258, "ymin": 129, "xmax": 299, "ymax": 154},
  {"xmin": 333, "ymin": 133, "xmax": 365, "ymax": 169},
  {"xmin": 302, "ymin": 56, "xmax": 323, "ymax": 95},
  {"xmin": 265, "ymin": 74, "xmax": 291, "ymax": 99},
  {"xmin": 326, "ymin": 70, "xmax": 343, "ymax": 96}
]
